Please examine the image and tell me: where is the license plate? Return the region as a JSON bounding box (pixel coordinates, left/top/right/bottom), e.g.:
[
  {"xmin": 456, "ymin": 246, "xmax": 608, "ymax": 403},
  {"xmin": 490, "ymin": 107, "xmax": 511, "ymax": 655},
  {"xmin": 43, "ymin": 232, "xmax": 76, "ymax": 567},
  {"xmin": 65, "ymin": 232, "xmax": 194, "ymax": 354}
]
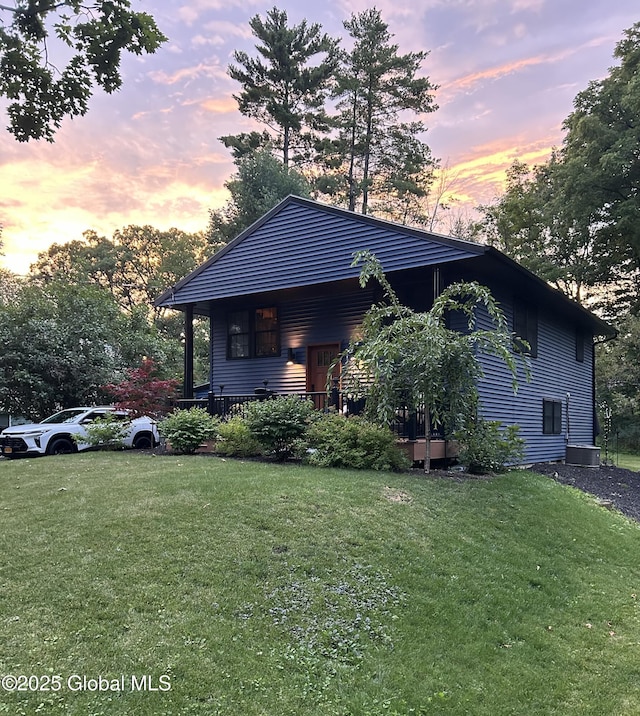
[{"xmin": 3, "ymin": 446, "xmax": 12, "ymax": 454}]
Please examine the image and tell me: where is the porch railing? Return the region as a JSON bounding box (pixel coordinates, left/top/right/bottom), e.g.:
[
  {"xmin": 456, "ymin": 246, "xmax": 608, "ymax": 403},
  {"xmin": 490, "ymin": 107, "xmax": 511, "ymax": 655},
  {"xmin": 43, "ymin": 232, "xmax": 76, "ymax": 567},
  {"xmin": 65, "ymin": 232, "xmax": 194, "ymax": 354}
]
[{"xmin": 173, "ymin": 392, "xmax": 438, "ymax": 440}]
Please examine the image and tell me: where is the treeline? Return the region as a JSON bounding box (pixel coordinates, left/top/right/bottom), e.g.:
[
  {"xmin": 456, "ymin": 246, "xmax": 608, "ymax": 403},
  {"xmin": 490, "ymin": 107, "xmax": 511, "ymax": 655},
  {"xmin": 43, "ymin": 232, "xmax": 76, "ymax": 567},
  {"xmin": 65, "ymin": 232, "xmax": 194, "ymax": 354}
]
[{"xmin": 0, "ymin": 226, "xmax": 219, "ymax": 419}]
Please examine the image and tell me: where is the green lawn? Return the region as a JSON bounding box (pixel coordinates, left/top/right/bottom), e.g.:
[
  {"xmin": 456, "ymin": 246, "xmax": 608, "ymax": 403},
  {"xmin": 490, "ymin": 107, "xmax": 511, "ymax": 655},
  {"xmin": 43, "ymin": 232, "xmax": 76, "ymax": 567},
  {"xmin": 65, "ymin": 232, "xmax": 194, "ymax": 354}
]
[
  {"xmin": 616, "ymin": 452, "xmax": 640, "ymax": 472},
  {"xmin": 2, "ymin": 453, "xmax": 640, "ymax": 715}
]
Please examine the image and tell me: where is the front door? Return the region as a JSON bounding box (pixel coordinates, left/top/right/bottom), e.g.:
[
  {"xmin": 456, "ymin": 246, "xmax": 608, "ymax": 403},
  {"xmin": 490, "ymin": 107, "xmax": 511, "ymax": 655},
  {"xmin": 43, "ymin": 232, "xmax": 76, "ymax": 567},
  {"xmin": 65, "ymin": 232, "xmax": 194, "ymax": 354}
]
[{"xmin": 307, "ymin": 344, "xmax": 340, "ymax": 394}]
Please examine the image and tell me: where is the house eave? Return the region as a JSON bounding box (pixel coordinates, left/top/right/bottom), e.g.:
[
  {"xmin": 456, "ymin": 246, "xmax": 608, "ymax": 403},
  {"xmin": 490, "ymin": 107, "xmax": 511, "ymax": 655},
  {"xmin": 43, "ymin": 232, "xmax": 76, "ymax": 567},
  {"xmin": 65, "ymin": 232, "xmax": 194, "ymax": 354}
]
[{"xmin": 482, "ymin": 247, "xmax": 615, "ymax": 338}]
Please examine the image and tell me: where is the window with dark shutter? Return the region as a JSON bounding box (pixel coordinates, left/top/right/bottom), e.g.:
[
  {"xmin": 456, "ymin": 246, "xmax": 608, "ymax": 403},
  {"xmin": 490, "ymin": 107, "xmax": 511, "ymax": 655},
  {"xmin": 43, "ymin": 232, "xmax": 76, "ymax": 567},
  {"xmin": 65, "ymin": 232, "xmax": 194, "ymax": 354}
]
[{"xmin": 543, "ymin": 399, "xmax": 562, "ymax": 435}]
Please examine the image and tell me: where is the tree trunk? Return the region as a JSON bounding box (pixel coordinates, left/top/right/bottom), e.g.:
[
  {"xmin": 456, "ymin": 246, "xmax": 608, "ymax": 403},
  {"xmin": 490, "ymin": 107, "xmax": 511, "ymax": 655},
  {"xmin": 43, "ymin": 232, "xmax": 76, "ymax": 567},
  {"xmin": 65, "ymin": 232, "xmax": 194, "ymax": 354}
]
[
  {"xmin": 348, "ymin": 94, "xmax": 358, "ymax": 212},
  {"xmin": 424, "ymin": 407, "xmax": 431, "ymax": 474}
]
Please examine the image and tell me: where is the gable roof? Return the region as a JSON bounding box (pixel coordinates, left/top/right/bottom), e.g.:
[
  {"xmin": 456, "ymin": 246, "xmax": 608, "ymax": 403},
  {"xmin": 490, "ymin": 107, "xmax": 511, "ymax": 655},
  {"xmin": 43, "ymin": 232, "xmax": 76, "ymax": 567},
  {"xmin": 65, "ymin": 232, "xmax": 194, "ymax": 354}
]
[
  {"xmin": 155, "ymin": 195, "xmax": 614, "ymax": 337},
  {"xmin": 155, "ymin": 195, "xmax": 484, "ymax": 307}
]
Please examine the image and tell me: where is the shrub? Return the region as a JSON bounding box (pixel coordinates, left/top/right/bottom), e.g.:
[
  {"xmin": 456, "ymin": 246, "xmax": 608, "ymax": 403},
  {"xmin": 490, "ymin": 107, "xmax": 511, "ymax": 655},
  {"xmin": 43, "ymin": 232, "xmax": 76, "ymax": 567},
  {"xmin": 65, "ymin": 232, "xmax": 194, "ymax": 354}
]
[
  {"xmin": 75, "ymin": 414, "xmax": 129, "ymax": 451},
  {"xmin": 159, "ymin": 407, "xmax": 219, "ymax": 455},
  {"xmin": 103, "ymin": 358, "xmax": 179, "ymax": 418},
  {"xmin": 306, "ymin": 413, "xmax": 410, "ymax": 471},
  {"xmin": 244, "ymin": 396, "xmax": 317, "ymax": 461},
  {"xmin": 455, "ymin": 418, "xmax": 525, "ymax": 474},
  {"xmin": 215, "ymin": 417, "xmax": 262, "ymax": 458}
]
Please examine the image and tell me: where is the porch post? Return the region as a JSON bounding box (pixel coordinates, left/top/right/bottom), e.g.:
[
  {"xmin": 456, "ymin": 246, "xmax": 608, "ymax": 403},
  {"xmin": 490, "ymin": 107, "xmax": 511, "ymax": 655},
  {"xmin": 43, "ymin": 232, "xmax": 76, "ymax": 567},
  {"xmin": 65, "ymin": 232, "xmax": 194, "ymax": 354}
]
[
  {"xmin": 183, "ymin": 304, "xmax": 194, "ymax": 399},
  {"xmin": 207, "ymin": 303, "xmax": 215, "ymax": 415}
]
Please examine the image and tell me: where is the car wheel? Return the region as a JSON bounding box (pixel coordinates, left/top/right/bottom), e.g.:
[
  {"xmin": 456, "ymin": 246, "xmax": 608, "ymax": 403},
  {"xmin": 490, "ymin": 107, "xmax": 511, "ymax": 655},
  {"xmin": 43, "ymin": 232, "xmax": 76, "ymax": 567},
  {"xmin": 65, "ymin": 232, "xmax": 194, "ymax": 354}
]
[
  {"xmin": 47, "ymin": 437, "xmax": 75, "ymax": 455},
  {"xmin": 132, "ymin": 432, "xmax": 154, "ymax": 450}
]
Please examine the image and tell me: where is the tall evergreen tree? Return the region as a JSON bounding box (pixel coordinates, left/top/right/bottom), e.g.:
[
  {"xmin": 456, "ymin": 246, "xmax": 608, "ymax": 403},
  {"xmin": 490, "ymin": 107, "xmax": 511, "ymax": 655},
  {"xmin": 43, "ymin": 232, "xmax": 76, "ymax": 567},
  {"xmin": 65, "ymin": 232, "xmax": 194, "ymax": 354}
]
[
  {"xmin": 318, "ymin": 8, "xmax": 437, "ymax": 216},
  {"xmin": 222, "ymin": 7, "xmax": 338, "ymax": 169}
]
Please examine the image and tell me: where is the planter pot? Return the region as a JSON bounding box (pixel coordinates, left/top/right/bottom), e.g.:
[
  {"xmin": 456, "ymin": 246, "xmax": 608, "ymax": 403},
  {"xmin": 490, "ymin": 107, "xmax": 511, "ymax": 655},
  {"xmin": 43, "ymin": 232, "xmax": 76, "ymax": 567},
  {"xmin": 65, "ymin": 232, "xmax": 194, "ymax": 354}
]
[{"xmin": 396, "ymin": 439, "xmax": 458, "ymax": 463}]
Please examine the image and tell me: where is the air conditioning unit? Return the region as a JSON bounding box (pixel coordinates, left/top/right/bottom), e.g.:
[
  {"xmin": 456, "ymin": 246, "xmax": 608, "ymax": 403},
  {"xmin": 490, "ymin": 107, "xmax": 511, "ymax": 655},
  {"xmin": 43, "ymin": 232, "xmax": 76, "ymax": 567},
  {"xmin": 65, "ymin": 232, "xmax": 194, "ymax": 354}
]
[{"xmin": 565, "ymin": 445, "xmax": 600, "ymax": 467}]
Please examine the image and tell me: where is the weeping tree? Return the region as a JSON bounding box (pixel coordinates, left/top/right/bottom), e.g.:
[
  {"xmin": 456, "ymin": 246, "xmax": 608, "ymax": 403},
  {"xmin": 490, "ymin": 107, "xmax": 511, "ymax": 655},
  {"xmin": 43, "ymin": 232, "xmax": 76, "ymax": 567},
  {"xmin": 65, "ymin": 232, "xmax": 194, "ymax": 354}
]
[{"xmin": 337, "ymin": 251, "xmax": 526, "ymax": 471}]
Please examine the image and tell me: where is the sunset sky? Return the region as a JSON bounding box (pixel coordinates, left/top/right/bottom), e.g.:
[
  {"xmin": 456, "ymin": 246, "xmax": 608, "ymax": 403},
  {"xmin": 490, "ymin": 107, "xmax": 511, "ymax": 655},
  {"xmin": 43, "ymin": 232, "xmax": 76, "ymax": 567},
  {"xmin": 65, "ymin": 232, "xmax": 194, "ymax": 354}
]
[{"xmin": 0, "ymin": 0, "xmax": 638, "ymax": 275}]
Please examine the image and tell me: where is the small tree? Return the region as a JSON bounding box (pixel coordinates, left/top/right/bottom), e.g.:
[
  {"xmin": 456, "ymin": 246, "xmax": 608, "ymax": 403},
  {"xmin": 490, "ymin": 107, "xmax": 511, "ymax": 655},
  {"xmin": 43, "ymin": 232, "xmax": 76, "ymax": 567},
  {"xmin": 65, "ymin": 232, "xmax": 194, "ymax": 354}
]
[
  {"xmin": 338, "ymin": 251, "xmax": 526, "ymax": 471},
  {"xmin": 103, "ymin": 358, "xmax": 179, "ymax": 418}
]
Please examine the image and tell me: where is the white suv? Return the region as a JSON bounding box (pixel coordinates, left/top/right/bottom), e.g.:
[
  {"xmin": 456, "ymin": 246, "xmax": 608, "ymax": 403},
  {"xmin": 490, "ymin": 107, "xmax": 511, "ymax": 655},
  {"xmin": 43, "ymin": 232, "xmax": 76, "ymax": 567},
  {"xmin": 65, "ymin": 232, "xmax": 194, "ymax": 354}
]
[{"xmin": 0, "ymin": 406, "xmax": 159, "ymax": 458}]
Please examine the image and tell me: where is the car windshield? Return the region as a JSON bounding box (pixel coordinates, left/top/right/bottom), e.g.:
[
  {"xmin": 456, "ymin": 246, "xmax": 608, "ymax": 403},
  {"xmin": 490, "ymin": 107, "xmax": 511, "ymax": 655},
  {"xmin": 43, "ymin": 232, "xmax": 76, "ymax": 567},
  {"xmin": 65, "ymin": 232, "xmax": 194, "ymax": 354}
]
[{"xmin": 40, "ymin": 409, "xmax": 89, "ymax": 424}]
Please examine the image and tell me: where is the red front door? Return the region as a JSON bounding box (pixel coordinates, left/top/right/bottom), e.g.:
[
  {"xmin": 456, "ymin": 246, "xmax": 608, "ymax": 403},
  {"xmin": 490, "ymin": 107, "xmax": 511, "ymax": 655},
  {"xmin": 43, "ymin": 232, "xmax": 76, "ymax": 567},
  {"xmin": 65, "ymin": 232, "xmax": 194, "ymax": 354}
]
[{"xmin": 307, "ymin": 344, "xmax": 340, "ymax": 393}]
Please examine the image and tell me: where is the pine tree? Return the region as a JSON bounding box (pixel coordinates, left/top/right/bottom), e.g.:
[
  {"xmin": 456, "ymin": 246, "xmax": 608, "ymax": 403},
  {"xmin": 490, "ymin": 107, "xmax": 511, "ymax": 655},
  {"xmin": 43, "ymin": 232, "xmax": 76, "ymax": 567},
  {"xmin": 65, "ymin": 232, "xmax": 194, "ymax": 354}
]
[
  {"xmin": 321, "ymin": 8, "xmax": 437, "ymax": 215},
  {"xmin": 222, "ymin": 7, "xmax": 337, "ymax": 169}
]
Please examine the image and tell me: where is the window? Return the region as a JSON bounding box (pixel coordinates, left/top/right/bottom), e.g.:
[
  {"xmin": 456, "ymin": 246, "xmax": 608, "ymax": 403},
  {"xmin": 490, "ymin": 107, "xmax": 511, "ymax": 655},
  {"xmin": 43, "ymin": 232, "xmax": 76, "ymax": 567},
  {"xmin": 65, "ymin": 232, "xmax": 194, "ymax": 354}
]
[
  {"xmin": 513, "ymin": 301, "xmax": 538, "ymax": 357},
  {"xmin": 227, "ymin": 307, "xmax": 279, "ymax": 359},
  {"xmin": 254, "ymin": 307, "xmax": 279, "ymax": 357},
  {"xmin": 228, "ymin": 310, "xmax": 250, "ymax": 358},
  {"xmin": 575, "ymin": 329, "xmax": 585, "ymax": 362},
  {"xmin": 543, "ymin": 399, "xmax": 562, "ymax": 435}
]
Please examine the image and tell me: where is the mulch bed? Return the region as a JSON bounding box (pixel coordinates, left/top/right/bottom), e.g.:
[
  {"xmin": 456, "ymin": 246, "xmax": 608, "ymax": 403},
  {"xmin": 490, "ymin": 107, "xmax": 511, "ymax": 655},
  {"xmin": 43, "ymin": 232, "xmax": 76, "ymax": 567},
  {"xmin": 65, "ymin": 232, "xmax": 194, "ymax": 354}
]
[{"xmin": 529, "ymin": 462, "xmax": 640, "ymax": 522}]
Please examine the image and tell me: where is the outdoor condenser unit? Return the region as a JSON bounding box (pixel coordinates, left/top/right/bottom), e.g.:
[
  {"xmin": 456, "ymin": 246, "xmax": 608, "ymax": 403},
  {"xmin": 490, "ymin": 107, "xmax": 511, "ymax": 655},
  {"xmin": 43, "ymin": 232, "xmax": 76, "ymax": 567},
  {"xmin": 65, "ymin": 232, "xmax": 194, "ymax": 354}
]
[{"xmin": 565, "ymin": 444, "xmax": 601, "ymax": 467}]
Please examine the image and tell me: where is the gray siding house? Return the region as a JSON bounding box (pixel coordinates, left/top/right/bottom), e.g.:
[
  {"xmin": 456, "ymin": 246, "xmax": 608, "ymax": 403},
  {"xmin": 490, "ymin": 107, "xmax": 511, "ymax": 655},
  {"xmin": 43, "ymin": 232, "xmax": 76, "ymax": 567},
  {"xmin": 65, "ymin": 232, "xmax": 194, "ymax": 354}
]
[{"xmin": 155, "ymin": 195, "xmax": 613, "ymax": 464}]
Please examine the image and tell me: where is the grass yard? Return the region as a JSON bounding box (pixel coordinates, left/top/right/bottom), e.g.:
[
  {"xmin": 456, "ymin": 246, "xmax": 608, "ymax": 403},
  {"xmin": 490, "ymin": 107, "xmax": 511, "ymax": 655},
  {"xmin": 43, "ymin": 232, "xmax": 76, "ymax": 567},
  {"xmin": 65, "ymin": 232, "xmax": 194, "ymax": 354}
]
[
  {"xmin": 616, "ymin": 452, "xmax": 640, "ymax": 472},
  {"xmin": 2, "ymin": 453, "xmax": 640, "ymax": 715}
]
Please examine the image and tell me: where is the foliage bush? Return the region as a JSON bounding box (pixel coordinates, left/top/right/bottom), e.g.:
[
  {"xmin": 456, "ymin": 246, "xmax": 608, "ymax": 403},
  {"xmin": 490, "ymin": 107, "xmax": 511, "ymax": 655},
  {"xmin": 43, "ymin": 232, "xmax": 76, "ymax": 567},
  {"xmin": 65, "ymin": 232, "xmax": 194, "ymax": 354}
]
[
  {"xmin": 455, "ymin": 418, "xmax": 525, "ymax": 474},
  {"xmin": 159, "ymin": 407, "xmax": 219, "ymax": 455},
  {"xmin": 306, "ymin": 413, "xmax": 410, "ymax": 471},
  {"xmin": 244, "ymin": 396, "xmax": 317, "ymax": 461},
  {"xmin": 103, "ymin": 358, "xmax": 179, "ymax": 418},
  {"xmin": 74, "ymin": 414, "xmax": 130, "ymax": 451},
  {"xmin": 215, "ymin": 417, "xmax": 262, "ymax": 458}
]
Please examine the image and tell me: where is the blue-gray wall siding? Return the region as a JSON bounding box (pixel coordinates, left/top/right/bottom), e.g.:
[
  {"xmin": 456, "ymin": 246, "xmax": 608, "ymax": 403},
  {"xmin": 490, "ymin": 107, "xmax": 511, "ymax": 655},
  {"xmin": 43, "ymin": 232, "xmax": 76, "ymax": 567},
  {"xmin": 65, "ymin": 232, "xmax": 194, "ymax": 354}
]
[
  {"xmin": 209, "ymin": 285, "xmax": 375, "ymax": 395},
  {"xmin": 167, "ymin": 199, "xmax": 482, "ymax": 305},
  {"xmin": 472, "ymin": 301, "xmax": 594, "ymax": 464},
  {"xmin": 206, "ymin": 280, "xmax": 594, "ymax": 464}
]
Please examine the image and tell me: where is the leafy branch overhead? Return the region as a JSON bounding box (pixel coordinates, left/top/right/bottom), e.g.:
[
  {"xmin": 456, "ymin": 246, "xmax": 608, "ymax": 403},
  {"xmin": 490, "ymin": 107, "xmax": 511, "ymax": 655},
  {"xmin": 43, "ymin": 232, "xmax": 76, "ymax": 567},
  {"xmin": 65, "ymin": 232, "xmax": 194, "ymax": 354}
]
[{"xmin": 0, "ymin": 0, "xmax": 167, "ymax": 141}]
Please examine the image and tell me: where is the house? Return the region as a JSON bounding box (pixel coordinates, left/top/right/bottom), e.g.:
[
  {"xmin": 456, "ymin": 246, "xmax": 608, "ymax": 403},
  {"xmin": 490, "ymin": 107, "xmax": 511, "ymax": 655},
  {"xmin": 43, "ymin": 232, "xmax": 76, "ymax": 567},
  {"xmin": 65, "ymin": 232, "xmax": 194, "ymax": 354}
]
[{"xmin": 155, "ymin": 195, "xmax": 614, "ymax": 464}]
